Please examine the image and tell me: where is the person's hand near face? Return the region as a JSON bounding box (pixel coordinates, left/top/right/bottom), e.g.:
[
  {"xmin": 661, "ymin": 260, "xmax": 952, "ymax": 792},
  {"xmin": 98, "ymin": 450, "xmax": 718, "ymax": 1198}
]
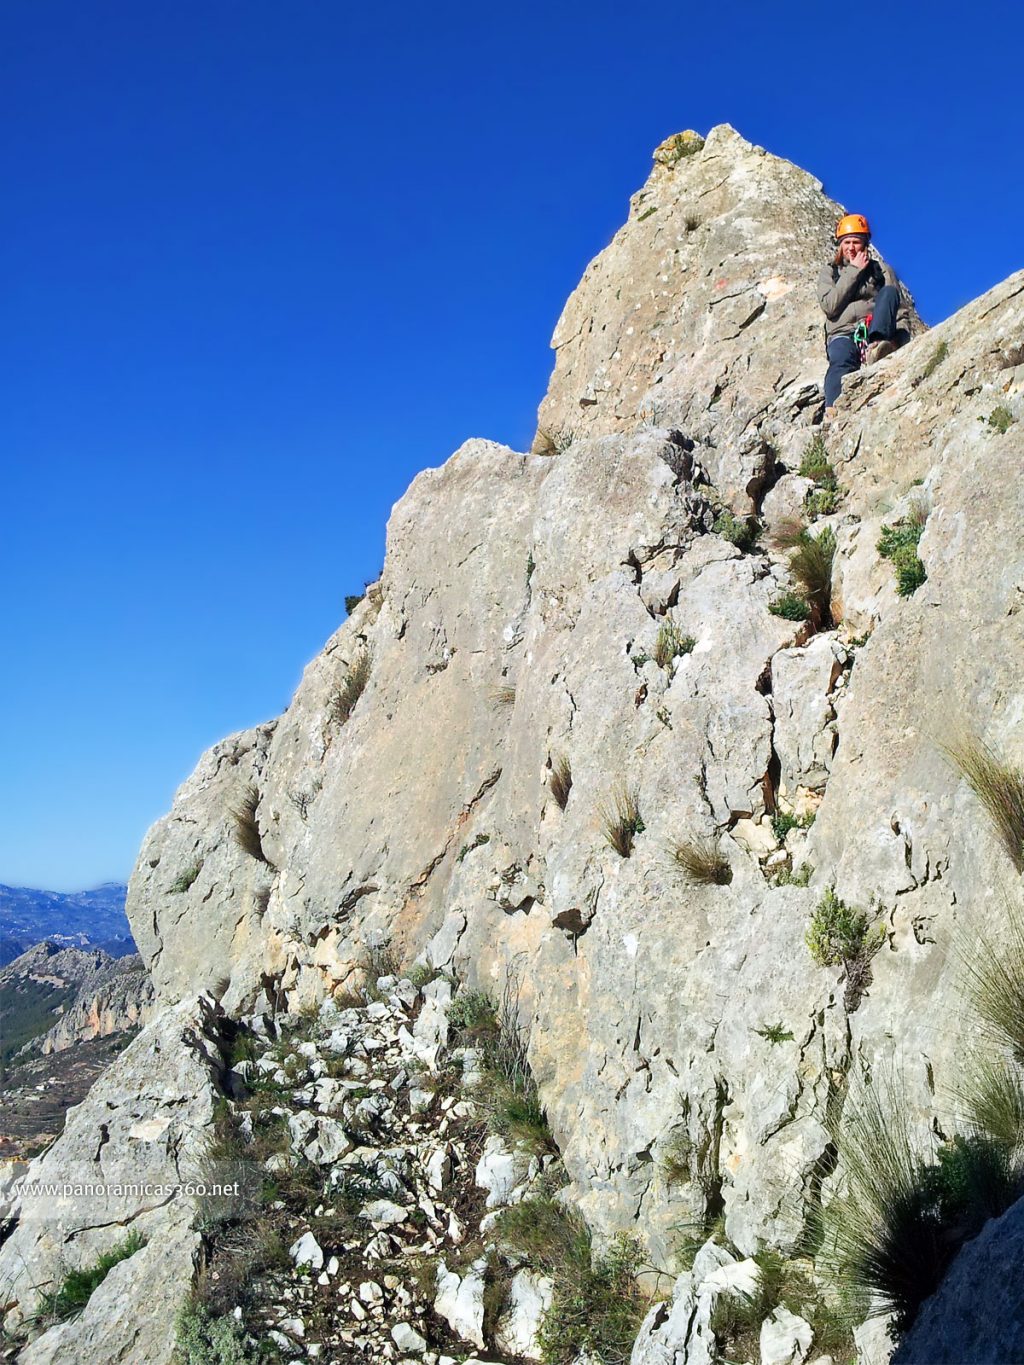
[{"xmin": 840, "ymin": 235, "xmax": 871, "ymax": 271}]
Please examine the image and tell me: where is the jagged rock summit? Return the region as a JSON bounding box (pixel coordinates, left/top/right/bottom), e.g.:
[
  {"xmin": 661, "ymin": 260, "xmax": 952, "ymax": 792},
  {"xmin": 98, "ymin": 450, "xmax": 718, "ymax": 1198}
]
[{"xmin": 1, "ymin": 125, "xmax": 1022, "ymax": 1364}]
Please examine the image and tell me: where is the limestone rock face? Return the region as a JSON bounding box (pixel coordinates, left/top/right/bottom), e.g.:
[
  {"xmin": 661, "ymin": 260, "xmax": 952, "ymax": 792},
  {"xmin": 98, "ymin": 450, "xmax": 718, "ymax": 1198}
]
[
  {"xmin": 533, "ymin": 124, "xmax": 921, "ymax": 512},
  {"xmin": 0, "ymin": 993, "xmax": 225, "ymax": 1363},
  {"xmin": 26, "ymin": 125, "xmax": 1023, "ymax": 1360}
]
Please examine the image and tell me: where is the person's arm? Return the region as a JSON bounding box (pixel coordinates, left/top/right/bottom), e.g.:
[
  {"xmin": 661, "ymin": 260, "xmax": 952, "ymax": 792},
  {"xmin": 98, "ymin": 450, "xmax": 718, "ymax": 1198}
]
[
  {"xmin": 882, "ymin": 262, "xmax": 913, "ymax": 335},
  {"xmin": 818, "ymin": 262, "xmax": 867, "ymax": 319}
]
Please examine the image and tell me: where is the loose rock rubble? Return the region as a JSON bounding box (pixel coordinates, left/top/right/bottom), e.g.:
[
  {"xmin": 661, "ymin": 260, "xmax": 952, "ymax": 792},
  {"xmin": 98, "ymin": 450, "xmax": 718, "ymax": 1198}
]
[{"xmin": 203, "ymin": 970, "xmax": 559, "ymax": 1364}]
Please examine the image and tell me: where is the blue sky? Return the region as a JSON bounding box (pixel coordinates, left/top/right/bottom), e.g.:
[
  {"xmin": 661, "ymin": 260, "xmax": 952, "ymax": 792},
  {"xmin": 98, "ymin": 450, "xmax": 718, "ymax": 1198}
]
[{"xmin": 2, "ymin": 0, "xmax": 1021, "ymax": 892}]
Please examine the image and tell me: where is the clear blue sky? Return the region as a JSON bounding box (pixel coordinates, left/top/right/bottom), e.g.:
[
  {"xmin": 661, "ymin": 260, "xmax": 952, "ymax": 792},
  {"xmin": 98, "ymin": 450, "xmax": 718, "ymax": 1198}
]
[{"xmin": 2, "ymin": 1, "xmax": 1020, "ymax": 892}]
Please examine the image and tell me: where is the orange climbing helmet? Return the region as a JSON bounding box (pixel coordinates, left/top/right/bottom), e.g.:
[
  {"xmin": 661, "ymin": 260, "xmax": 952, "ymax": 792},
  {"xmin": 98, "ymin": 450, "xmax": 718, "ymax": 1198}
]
[{"xmin": 835, "ymin": 213, "xmax": 871, "ymax": 240}]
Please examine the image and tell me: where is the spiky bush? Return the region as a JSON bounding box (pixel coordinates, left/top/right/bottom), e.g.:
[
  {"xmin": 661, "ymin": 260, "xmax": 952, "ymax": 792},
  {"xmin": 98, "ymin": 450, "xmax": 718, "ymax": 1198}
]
[
  {"xmin": 549, "ymin": 754, "xmax": 573, "ymax": 811},
  {"xmin": 328, "ymin": 651, "xmax": 371, "ymax": 726},
  {"xmin": 600, "ymin": 785, "xmax": 644, "ymax": 858},
  {"xmin": 943, "ymin": 732, "xmax": 1024, "ymax": 873},
  {"xmin": 824, "ymin": 1079, "xmax": 1023, "ymax": 1335},
  {"xmin": 228, "ymin": 784, "xmax": 271, "ymax": 865},
  {"xmin": 787, "ymin": 525, "xmax": 837, "ymax": 627},
  {"xmin": 672, "ymin": 836, "xmax": 732, "ymax": 886},
  {"xmin": 956, "ymin": 897, "xmax": 1024, "ymax": 1058}
]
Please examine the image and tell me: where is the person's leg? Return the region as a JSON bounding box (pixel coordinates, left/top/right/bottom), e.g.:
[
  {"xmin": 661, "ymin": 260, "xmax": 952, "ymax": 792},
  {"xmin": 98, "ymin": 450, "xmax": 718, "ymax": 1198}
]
[
  {"xmin": 867, "ymin": 285, "xmax": 900, "ymax": 340},
  {"xmin": 824, "ymin": 336, "xmax": 860, "ymax": 407}
]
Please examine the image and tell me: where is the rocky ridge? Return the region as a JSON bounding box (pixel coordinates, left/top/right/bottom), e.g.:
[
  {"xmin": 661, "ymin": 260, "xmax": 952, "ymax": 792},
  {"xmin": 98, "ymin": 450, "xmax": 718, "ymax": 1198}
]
[{"xmin": 2, "ymin": 124, "xmax": 1024, "ymax": 1363}]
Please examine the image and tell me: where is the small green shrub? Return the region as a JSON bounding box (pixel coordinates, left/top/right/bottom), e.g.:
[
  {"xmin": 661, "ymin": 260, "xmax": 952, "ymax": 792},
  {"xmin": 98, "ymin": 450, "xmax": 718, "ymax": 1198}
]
[
  {"xmin": 806, "ymin": 889, "xmax": 873, "ymax": 969},
  {"xmin": 549, "ymin": 754, "xmax": 572, "ymax": 811},
  {"xmin": 985, "ymin": 405, "xmax": 1015, "ymax": 434},
  {"xmin": 806, "ymin": 485, "xmax": 840, "ymax": 518},
  {"xmin": 660, "ymin": 1130, "xmax": 693, "ymax": 1185},
  {"xmin": 175, "ymin": 1301, "xmax": 266, "ymax": 1364},
  {"xmin": 457, "ymin": 832, "xmax": 490, "ymax": 862},
  {"xmin": 344, "ymin": 592, "xmax": 364, "ymax": 614},
  {"xmin": 328, "ymin": 650, "xmax": 371, "ymax": 726},
  {"xmin": 918, "ymin": 340, "xmax": 949, "ymax": 382},
  {"xmin": 755, "ymin": 1022, "xmax": 795, "ymax": 1044},
  {"xmin": 877, "ymin": 520, "xmax": 926, "ymax": 597},
  {"xmin": 456, "ymin": 971, "xmax": 552, "ymax": 1150},
  {"xmin": 943, "ymin": 732, "xmax": 1024, "ymax": 874},
  {"xmin": 769, "ymin": 590, "xmax": 811, "ymax": 622},
  {"xmin": 653, "ymin": 622, "xmax": 696, "ymax": 669},
  {"xmin": 672, "ymin": 836, "xmax": 732, "ymax": 886},
  {"xmin": 773, "ymin": 862, "xmax": 813, "ymax": 887},
  {"xmin": 600, "ymin": 785, "xmax": 644, "ymax": 858},
  {"xmin": 772, "ymin": 809, "xmax": 815, "ymax": 842},
  {"xmin": 798, "ymin": 434, "xmax": 836, "ymax": 487},
  {"xmin": 170, "ymin": 859, "xmax": 203, "ymax": 893},
  {"xmin": 714, "ymin": 510, "xmax": 760, "ymax": 553},
  {"xmin": 35, "ymin": 1230, "xmax": 144, "ymax": 1324},
  {"xmin": 449, "ymin": 989, "xmax": 498, "ymax": 1036}
]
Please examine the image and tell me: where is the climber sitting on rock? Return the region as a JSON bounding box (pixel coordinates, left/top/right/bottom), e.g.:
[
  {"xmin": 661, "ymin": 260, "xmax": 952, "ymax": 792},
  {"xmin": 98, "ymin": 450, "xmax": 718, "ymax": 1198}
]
[{"xmin": 818, "ymin": 213, "xmax": 911, "ymax": 414}]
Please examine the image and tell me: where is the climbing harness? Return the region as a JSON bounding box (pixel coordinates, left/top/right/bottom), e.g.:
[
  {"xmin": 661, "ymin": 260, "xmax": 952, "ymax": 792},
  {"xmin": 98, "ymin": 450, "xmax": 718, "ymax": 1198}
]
[{"xmin": 853, "ymin": 314, "xmax": 874, "ymax": 365}]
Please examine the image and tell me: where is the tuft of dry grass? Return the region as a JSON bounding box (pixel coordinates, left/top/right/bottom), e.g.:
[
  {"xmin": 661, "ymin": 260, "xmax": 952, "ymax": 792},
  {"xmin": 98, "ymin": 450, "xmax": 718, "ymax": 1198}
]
[
  {"xmin": 955, "ymin": 897, "xmax": 1024, "ymax": 1062},
  {"xmin": 489, "ymin": 684, "xmax": 517, "ymax": 709},
  {"xmin": 943, "ymin": 731, "xmax": 1024, "ymax": 872},
  {"xmin": 328, "ymin": 651, "xmax": 371, "ymax": 727},
  {"xmin": 672, "ymin": 836, "xmax": 732, "ymax": 886},
  {"xmin": 533, "ymin": 425, "xmax": 576, "ymax": 456},
  {"xmin": 600, "ymin": 785, "xmax": 644, "ymax": 858},
  {"xmin": 228, "ymin": 783, "xmax": 271, "ymax": 865},
  {"xmin": 549, "ymin": 754, "xmax": 572, "ymax": 811}
]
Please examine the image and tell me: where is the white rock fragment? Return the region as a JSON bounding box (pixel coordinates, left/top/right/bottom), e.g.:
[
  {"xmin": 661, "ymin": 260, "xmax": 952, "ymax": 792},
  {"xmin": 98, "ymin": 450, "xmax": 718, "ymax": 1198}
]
[{"xmin": 288, "ymin": 1232, "xmax": 324, "ymax": 1272}]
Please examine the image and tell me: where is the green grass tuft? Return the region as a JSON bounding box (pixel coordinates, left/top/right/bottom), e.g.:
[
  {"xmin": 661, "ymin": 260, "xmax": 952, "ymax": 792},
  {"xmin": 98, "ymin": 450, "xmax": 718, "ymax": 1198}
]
[
  {"xmin": 653, "ymin": 621, "xmax": 697, "ymax": 669},
  {"xmin": 919, "ymin": 340, "xmax": 949, "ymax": 381},
  {"xmin": 35, "ymin": 1230, "xmax": 145, "ymax": 1324},
  {"xmin": 943, "ymin": 732, "xmax": 1024, "ymax": 874}
]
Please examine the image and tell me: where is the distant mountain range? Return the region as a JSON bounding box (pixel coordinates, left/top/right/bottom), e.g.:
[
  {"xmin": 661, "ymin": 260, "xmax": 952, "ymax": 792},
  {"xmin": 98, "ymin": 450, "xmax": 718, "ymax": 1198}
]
[{"xmin": 0, "ymin": 882, "xmax": 135, "ymax": 966}]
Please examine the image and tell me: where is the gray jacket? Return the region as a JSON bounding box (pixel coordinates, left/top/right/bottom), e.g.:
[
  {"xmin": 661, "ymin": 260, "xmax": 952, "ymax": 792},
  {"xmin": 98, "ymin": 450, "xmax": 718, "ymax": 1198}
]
[{"xmin": 817, "ymin": 255, "xmax": 911, "ymax": 343}]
